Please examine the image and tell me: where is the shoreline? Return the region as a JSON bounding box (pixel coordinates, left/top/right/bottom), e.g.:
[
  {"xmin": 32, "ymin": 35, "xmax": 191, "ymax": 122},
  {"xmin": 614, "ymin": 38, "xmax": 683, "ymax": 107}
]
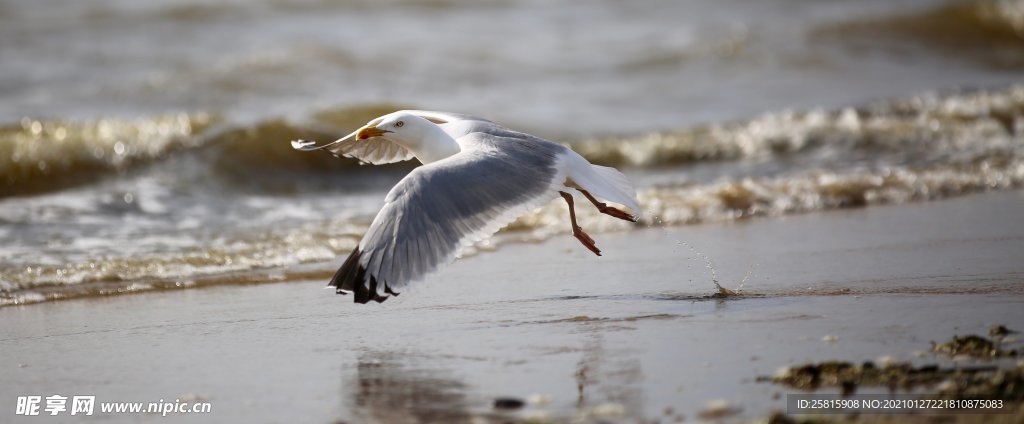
[
  {"xmin": 6, "ymin": 184, "xmax": 1024, "ymax": 309},
  {"xmin": 2, "ymin": 190, "xmax": 1022, "ymax": 422}
]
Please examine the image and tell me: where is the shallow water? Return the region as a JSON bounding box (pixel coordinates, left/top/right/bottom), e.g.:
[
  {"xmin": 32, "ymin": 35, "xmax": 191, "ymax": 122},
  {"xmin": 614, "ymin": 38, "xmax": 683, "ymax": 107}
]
[
  {"xmin": 2, "ymin": 191, "xmax": 1022, "ymax": 423},
  {"xmin": 1, "ymin": 0, "xmax": 1024, "ymax": 305}
]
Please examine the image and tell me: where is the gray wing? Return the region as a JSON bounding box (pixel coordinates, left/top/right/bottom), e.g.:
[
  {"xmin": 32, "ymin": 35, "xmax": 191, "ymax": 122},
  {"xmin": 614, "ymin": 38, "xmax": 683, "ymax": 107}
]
[{"xmin": 329, "ymin": 133, "xmax": 566, "ymax": 303}]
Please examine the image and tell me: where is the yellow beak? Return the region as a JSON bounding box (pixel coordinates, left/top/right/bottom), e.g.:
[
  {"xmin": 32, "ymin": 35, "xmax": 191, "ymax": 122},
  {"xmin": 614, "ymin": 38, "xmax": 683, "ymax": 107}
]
[{"xmin": 356, "ymin": 126, "xmax": 390, "ymax": 140}]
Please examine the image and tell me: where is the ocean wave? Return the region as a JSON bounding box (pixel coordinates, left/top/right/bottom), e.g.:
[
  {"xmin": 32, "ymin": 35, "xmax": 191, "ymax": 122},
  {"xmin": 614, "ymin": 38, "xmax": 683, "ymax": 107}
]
[
  {"xmin": 0, "ymin": 113, "xmax": 216, "ymax": 196},
  {"xmin": 5, "ymin": 84, "xmax": 1023, "ymax": 197},
  {"xmin": 0, "ymin": 219, "xmax": 366, "ymax": 306},
  {"xmin": 575, "ymin": 84, "xmax": 1024, "ymax": 167},
  {"xmin": 2, "ymin": 85, "xmax": 1022, "ymax": 306},
  {"xmin": 0, "ymin": 105, "xmax": 411, "ymax": 196}
]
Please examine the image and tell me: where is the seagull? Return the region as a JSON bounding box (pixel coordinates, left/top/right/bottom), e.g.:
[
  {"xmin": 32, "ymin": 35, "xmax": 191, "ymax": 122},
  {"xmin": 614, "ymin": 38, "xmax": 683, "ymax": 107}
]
[{"xmin": 292, "ymin": 110, "xmax": 640, "ymax": 303}]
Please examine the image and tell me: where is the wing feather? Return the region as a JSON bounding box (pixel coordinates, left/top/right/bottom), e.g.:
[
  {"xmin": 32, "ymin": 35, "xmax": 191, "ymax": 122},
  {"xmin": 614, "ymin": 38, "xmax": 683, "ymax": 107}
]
[{"xmin": 323, "ymin": 136, "xmax": 415, "ymax": 165}]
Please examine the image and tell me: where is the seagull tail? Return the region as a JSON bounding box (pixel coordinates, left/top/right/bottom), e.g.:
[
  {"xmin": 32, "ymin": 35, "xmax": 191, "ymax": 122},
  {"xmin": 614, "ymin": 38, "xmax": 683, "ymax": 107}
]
[
  {"xmin": 329, "ymin": 247, "xmax": 390, "ymax": 304},
  {"xmin": 567, "ymin": 155, "xmax": 641, "ymax": 214}
]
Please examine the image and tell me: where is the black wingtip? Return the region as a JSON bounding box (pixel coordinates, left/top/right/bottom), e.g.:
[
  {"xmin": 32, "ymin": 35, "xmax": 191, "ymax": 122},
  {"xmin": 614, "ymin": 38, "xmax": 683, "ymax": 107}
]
[{"xmin": 330, "ymin": 247, "xmax": 392, "ymax": 304}]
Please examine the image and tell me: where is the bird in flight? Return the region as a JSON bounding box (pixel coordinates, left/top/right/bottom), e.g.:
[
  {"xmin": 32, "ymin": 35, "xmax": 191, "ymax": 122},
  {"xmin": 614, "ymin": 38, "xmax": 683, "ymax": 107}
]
[{"xmin": 292, "ymin": 110, "xmax": 640, "ymax": 303}]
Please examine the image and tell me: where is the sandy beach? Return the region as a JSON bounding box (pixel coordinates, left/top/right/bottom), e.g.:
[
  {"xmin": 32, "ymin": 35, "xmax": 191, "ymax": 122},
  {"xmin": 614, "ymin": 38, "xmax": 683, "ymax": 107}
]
[{"xmin": 3, "ymin": 190, "xmax": 1022, "ymax": 423}]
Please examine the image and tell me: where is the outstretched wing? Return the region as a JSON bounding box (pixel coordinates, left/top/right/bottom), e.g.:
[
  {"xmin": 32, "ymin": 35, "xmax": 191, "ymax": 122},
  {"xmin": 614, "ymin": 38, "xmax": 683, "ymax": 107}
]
[{"xmin": 330, "ymin": 133, "xmax": 567, "ymax": 303}]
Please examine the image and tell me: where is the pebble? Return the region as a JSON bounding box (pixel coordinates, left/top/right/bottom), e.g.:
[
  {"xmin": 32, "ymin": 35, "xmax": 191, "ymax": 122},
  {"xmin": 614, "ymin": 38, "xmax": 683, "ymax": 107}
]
[{"xmin": 493, "ymin": 397, "xmax": 525, "ymax": 410}]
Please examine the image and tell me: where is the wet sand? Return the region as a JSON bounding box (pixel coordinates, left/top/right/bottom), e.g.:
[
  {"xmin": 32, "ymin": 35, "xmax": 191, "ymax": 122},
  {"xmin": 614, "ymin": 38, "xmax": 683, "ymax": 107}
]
[{"xmin": 2, "ymin": 190, "xmax": 1023, "ymax": 423}]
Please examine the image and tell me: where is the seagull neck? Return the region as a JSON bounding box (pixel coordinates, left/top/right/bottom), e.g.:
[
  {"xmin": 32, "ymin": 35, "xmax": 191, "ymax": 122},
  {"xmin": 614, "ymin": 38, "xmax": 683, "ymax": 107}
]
[{"xmin": 408, "ymin": 125, "xmax": 461, "ymax": 164}]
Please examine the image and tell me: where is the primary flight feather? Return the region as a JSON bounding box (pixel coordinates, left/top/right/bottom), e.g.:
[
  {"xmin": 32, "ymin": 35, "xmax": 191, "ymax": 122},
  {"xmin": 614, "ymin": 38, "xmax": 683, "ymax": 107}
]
[{"xmin": 292, "ymin": 110, "xmax": 640, "ymax": 303}]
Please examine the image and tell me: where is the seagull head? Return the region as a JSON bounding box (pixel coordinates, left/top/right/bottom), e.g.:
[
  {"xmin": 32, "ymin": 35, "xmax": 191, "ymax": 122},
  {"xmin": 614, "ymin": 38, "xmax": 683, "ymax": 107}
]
[
  {"xmin": 356, "ymin": 112, "xmax": 429, "ymax": 144},
  {"xmin": 352, "ymin": 111, "xmax": 462, "ymax": 164}
]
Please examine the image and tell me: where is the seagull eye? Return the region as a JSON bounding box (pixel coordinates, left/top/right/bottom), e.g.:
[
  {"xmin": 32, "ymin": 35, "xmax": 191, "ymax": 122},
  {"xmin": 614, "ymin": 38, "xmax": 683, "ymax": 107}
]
[{"xmin": 395, "ymin": 121, "xmax": 404, "ymax": 128}]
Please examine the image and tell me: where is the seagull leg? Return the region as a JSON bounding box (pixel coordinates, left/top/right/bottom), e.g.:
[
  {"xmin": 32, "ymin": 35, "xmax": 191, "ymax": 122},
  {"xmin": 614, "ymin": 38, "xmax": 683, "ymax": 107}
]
[
  {"xmin": 559, "ymin": 191, "xmax": 601, "ymax": 256},
  {"xmin": 576, "ymin": 189, "xmax": 638, "ymax": 222}
]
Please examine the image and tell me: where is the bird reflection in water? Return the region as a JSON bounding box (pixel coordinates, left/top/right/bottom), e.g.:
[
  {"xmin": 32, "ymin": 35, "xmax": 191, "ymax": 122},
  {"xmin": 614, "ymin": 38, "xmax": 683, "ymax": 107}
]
[
  {"xmin": 574, "ymin": 326, "xmax": 644, "ymax": 419},
  {"xmin": 343, "ymin": 352, "xmax": 472, "ymax": 424}
]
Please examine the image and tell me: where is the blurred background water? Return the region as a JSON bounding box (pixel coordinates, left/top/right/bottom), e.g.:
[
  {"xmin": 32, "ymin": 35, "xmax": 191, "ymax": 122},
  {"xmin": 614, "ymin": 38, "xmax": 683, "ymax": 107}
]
[{"xmin": 1, "ymin": 0, "xmax": 1023, "ymax": 305}]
